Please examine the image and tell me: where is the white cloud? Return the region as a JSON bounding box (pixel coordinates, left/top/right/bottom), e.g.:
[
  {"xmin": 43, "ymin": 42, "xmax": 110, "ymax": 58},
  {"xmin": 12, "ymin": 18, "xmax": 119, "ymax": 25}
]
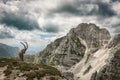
[
  {"xmin": 0, "ymin": 24, "xmax": 64, "ymax": 54},
  {"xmin": 0, "ymin": 0, "xmax": 120, "ymax": 54},
  {"xmin": 112, "ymin": 2, "xmax": 120, "ymax": 15}
]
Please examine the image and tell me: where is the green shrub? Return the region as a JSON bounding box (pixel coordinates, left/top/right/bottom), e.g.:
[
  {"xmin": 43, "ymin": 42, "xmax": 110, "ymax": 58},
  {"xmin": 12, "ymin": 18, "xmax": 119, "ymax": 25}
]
[
  {"xmin": 0, "ymin": 58, "xmax": 61, "ymax": 79},
  {"xmin": 25, "ymin": 69, "xmax": 61, "ymax": 80},
  {"xmin": 0, "ymin": 58, "xmax": 15, "ymax": 67},
  {"xmin": 18, "ymin": 63, "xmax": 39, "ymax": 71},
  {"xmin": 25, "ymin": 71, "xmax": 36, "ymax": 80}
]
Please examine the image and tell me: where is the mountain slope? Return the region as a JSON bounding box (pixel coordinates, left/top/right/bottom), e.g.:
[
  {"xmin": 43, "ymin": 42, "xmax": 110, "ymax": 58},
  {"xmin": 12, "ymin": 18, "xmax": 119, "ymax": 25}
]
[
  {"xmin": 35, "ymin": 23, "xmax": 111, "ymax": 68},
  {"xmin": 34, "ymin": 23, "xmax": 120, "ymax": 80},
  {"xmin": 0, "ymin": 43, "xmax": 19, "ymax": 57},
  {"xmin": 71, "ymin": 47, "xmax": 110, "ymax": 80},
  {"xmin": 90, "ymin": 34, "xmax": 120, "ymax": 80},
  {"xmin": 0, "ymin": 58, "xmax": 62, "ymax": 80},
  {"xmin": 69, "ymin": 34, "xmax": 120, "ymax": 80}
]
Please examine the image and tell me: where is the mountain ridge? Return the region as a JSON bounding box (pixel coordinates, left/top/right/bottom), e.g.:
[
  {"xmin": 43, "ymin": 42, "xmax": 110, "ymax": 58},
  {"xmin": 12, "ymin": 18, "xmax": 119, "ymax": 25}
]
[
  {"xmin": 0, "ymin": 43, "xmax": 19, "ymax": 58},
  {"xmin": 35, "ymin": 23, "xmax": 111, "ymax": 68},
  {"xmin": 34, "ymin": 23, "xmax": 120, "ymax": 80}
]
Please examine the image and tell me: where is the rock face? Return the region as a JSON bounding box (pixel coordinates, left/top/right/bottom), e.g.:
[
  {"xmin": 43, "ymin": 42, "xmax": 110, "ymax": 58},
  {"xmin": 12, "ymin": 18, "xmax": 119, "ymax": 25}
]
[
  {"xmin": 24, "ymin": 54, "xmax": 35, "ymax": 63},
  {"xmin": 34, "ymin": 23, "xmax": 120, "ymax": 80},
  {"xmin": 35, "ymin": 23, "xmax": 111, "ymax": 68},
  {"xmin": 71, "ymin": 34, "xmax": 120, "ymax": 80},
  {"xmin": 90, "ymin": 34, "xmax": 120, "ymax": 80},
  {"xmin": 0, "ymin": 43, "xmax": 19, "ymax": 58}
]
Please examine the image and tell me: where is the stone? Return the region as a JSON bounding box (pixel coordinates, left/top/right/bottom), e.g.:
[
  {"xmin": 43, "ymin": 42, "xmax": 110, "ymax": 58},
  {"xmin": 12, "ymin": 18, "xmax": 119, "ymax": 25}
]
[{"xmin": 35, "ymin": 23, "xmax": 111, "ymax": 68}]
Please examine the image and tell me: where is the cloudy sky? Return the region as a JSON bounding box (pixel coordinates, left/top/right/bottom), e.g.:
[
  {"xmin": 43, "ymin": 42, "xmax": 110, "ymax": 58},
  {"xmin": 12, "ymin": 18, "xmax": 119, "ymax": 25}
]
[{"xmin": 0, "ymin": 0, "xmax": 120, "ymax": 54}]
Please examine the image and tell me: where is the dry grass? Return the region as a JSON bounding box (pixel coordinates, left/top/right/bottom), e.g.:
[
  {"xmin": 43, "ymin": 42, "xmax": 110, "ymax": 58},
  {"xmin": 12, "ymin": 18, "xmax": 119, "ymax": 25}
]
[{"xmin": 0, "ymin": 58, "xmax": 61, "ymax": 79}]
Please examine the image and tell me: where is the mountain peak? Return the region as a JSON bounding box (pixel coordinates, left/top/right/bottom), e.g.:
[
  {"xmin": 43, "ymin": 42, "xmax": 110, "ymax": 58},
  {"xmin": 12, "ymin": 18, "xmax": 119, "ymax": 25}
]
[
  {"xmin": 70, "ymin": 23, "xmax": 111, "ymax": 49},
  {"xmin": 35, "ymin": 23, "xmax": 111, "ymax": 68},
  {"xmin": 33, "ymin": 23, "xmax": 120, "ymax": 80}
]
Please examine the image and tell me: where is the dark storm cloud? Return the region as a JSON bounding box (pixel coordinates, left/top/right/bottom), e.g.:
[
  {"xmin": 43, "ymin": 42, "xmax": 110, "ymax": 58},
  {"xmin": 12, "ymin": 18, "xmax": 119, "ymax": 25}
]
[
  {"xmin": 0, "ymin": 34, "xmax": 13, "ymax": 39},
  {"xmin": 112, "ymin": 23, "xmax": 120, "ymax": 28},
  {"xmin": 52, "ymin": 4, "xmax": 81, "ymax": 15},
  {"xmin": 43, "ymin": 24, "xmax": 59, "ymax": 33},
  {"xmin": 97, "ymin": 3, "xmax": 116, "ymax": 17},
  {"xmin": 51, "ymin": 3, "xmax": 95, "ymax": 16},
  {"xmin": 0, "ymin": 11, "xmax": 40, "ymax": 30},
  {"xmin": 0, "ymin": 31, "xmax": 14, "ymax": 39},
  {"xmin": 0, "ymin": 0, "xmax": 119, "ymax": 34},
  {"xmin": 111, "ymin": 23, "xmax": 120, "ymax": 33},
  {"xmin": 51, "ymin": 1, "xmax": 116, "ymax": 17},
  {"xmin": 0, "ymin": 0, "xmax": 9, "ymax": 4},
  {"xmin": 114, "ymin": 27, "xmax": 120, "ymax": 33},
  {"xmin": 111, "ymin": 0, "xmax": 120, "ymax": 2}
]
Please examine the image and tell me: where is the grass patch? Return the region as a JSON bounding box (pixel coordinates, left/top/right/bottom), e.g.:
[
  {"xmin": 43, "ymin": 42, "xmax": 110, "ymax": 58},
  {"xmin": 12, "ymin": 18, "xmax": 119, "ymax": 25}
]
[
  {"xmin": 0, "ymin": 58, "xmax": 61, "ymax": 79},
  {"xmin": 25, "ymin": 69, "xmax": 61, "ymax": 80},
  {"xmin": 18, "ymin": 62, "xmax": 39, "ymax": 71},
  {"xmin": 0, "ymin": 58, "xmax": 16, "ymax": 67}
]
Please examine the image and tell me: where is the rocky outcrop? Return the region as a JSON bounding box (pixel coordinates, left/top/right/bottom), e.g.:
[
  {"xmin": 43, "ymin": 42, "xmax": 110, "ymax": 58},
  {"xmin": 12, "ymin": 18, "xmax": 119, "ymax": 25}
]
[
  {"xmin": 33, "ymin": 23, "xmax": 120, "ymax": 80},
  {"xmin": 62, "ymin": 71, "xmax": 74, "ymax": 80},
  {"xmin": 36, "ymin": 34, "xmax": 86, "ymax": 68},
  {"xmin": 1, "ymin": 22, "xmax": 119, "ymax": 80},
  {"xmin": 35, "ymin": 23, "xmax": 111, "ymax": 69},
  {"xmin": 0, "ymin": 43, "xmax": 19, "ymax": 58},
  {"xmin": 90, "ymin": 34, "xmax": 120, "ymax": 80},
  {"xmin": 24, "ymin": 54, "xmax": 35, "ymax": 63},
  {"xmin": 70, "ymin": 34, "xmax": 120, "ymax": 80}
]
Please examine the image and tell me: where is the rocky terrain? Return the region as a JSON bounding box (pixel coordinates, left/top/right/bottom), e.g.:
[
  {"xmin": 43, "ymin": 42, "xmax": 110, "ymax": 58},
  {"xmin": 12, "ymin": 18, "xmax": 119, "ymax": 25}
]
[
  {"xmin": 0, "ymin": 58, "xmax": 62, "ymax": 80},
  {"xmin": 34, "ymin": 23, "xmax": 120, "ymax": 80},
  {"xmin": 35, "ymin": 23, "xmax": 111, "ymax": 68},
  {"xmin": 23, "ymin": 54, "xmax": 36, "ymax": 63},
  {"xmin": 0, "ymin": 23, "xmax": 119, "ymax": 80},
  {"xmin": 90, "ymin": 34, "xmax": 120, "ymax": 80},
  {"xmin": 0, "ymin": 43, "xmax": 19, "ymax": 57},
  {"xmin": 70, "ymin": 34, "xmax": 120, "ymax": 80}
]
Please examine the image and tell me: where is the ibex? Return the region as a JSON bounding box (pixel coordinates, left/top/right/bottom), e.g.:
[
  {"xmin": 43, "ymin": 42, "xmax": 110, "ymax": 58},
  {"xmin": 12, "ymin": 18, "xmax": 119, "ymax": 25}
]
[{"xmin": 19, "ymin": 42, "xmax": 28, "ymax": 61}]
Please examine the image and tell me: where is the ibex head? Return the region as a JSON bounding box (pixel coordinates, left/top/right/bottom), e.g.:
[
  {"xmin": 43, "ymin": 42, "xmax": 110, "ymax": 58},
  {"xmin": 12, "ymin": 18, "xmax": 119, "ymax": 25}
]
[{"xmin": 20, "ymin": 42, "xmax": 28, "ymax": 50}]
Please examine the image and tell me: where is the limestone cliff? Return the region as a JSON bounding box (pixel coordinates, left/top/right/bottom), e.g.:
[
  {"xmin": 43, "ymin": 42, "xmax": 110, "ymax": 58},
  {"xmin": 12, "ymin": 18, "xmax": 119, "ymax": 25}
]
[
  {"xmin": 90, "ymin": 34, "xmax": 120, "ymax": 80},
  {"xmin": 35, "ymin": 23, "xmax": 111, "ymax": 68},
  {"xmin": 70, "ymin": 34, "xmax": 120, "ymax": 80},
  {"xmin": 34, "ymin": 23, "xmax": 120, "ymax": 80}
]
